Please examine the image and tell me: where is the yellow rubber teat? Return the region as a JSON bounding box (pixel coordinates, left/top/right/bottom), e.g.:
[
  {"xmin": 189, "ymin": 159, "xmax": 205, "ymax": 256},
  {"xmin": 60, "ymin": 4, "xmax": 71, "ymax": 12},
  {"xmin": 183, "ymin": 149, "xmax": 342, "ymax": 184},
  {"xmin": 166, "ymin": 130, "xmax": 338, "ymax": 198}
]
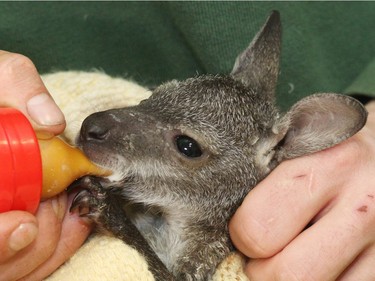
[{"xmin": 38, "ymin": 135, "xmax": 111, "ymax": 199}]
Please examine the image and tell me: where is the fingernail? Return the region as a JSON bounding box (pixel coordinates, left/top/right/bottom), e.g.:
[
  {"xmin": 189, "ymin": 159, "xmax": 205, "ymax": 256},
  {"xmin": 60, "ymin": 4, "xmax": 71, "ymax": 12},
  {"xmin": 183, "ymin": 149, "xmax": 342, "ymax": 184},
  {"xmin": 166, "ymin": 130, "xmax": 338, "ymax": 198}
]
[
  {"xmin": 51, "ymin": 193, "xmax": 67, "ymax": 221},
  {"xmin": 26, "ymin": 93, "xmax": 65, "ymax": 126},
  {"xmin": 8, "ymin": 222, "xmax": 38, "ymax": 252}
]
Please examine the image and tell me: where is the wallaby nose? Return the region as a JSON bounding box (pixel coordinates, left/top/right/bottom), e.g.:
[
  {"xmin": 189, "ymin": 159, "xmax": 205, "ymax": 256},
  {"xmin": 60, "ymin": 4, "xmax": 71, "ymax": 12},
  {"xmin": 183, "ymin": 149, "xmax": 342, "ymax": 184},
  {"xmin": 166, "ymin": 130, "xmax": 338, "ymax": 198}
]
[{"xmin": 80, "ymin": 116, "xmax": 110, "ymax": 143}]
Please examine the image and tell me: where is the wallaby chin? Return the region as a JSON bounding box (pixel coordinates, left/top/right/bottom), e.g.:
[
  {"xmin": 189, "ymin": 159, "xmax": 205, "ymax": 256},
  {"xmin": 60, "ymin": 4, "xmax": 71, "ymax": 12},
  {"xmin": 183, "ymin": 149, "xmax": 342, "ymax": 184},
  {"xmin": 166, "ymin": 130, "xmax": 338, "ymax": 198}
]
[{"xmin": 71, "ymin": 10, "xmax": 367, "ymax": 281}]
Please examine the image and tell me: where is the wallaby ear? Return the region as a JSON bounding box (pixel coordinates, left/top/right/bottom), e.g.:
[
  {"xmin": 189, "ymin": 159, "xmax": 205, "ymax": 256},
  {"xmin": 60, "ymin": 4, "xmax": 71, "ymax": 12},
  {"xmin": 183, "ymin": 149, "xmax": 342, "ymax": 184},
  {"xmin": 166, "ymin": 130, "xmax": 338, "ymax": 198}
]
[
  {"xmin": 231, "ymin": 10, "xmax": 281, "ymax": 100},
  {"xmin": 272, "ymin": 94, "xmax": 368, "ymax": 162}
]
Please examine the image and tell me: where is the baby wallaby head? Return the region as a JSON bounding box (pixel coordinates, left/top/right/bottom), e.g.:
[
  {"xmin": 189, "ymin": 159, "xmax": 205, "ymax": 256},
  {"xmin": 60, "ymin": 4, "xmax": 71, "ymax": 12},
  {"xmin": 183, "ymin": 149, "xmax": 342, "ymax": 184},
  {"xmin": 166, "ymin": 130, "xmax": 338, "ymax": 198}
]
[{"xmin": 78, "ymin": 11, "xmax": 367, "ymax": 220}]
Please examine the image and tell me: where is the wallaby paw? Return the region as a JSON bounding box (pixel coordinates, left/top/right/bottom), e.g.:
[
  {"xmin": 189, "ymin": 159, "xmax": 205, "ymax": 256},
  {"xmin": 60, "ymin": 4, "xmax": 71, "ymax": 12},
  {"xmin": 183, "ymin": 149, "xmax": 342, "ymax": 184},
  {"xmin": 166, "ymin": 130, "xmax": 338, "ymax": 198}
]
[{"xmin": 70, "ymin": 177, "xmax": 110, "ymax": 222}]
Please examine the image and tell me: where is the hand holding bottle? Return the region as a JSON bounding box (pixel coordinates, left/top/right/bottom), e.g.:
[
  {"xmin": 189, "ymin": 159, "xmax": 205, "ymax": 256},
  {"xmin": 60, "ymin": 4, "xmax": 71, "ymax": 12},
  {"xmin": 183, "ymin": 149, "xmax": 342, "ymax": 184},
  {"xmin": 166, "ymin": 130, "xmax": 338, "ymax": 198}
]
[{"xmin": 0, "ymin": 51, "xmax": 92, "ymax": 281}]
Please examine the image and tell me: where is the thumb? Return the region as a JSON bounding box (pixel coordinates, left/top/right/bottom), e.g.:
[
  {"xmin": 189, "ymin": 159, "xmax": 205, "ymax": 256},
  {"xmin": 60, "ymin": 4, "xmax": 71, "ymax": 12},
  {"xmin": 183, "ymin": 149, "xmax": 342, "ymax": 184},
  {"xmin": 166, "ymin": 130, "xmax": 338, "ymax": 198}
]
[
  {"xmin": 0, "ymin": 211, "xmax": 38, "ymax": 263},
  {"xmin": 0, "ymin": 51, "xmax": 65, "ymax": 135}
]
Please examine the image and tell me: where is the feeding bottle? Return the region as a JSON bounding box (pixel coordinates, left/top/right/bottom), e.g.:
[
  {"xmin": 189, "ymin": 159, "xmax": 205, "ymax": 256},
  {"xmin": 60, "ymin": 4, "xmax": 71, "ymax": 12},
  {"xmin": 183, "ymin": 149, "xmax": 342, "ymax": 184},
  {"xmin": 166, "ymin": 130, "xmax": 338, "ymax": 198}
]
[{"xmin": 0, "ymin": 108, "xmax": 110, "ymax": 213}]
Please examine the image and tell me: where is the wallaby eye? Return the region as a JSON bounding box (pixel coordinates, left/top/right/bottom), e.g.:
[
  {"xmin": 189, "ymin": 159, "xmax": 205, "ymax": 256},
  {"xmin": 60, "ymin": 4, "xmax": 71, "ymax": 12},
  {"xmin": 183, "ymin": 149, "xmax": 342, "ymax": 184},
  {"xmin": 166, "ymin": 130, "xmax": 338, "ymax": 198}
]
[{"xmin": 175, "ymin": 135, "xmax": 203, "ymax": 158}]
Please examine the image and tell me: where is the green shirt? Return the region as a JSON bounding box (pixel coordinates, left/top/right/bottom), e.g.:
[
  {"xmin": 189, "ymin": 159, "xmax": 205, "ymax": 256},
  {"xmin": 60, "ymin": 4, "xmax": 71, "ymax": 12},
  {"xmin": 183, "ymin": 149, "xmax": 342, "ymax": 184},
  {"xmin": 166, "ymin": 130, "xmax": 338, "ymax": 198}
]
[{"xmin": 1, "ymin": 1, "xmax": 374, "ymax": 110}]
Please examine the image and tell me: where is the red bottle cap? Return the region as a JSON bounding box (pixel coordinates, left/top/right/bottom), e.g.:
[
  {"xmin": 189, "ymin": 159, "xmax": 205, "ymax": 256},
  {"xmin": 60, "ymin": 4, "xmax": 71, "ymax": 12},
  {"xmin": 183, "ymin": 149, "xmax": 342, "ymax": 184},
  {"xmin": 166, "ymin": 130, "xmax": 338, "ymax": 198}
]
[{"xmin": 0, "ymin": 108, "xmax": 42, "ymax": 213}]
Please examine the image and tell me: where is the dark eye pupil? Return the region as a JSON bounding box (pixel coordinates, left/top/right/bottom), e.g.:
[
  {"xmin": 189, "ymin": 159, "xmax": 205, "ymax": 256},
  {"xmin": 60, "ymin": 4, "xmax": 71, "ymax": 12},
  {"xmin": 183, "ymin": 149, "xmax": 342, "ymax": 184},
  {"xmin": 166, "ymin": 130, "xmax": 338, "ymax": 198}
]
[{"xmin": 175, "ymin": 135, "xmax": 203, "ymax": 158}]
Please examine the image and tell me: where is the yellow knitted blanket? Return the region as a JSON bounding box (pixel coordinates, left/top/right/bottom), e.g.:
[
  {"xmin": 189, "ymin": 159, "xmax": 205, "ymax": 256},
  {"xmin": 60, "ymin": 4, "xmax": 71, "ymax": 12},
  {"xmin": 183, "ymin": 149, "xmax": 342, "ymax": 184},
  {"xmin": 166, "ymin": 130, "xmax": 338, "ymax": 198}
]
[{"xmin": 42, "ymin": 71, "xmax": 248, "ymax": 281}]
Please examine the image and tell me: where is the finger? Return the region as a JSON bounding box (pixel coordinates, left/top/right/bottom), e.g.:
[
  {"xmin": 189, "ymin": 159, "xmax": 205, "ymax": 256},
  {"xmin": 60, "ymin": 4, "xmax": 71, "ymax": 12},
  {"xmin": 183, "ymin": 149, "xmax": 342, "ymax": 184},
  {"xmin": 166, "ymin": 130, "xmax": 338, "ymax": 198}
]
[
  {"xmin": 0, "ymin": 212, "xmax": 38, "ymax": 263},
  {"xmin": 0, "ymin": 51, "xmax": 65, "ymax": 134},
  {"xmin": 245, "ymin": 194, "xmax": 375, "ymax": 281},
  {"xmin": 19, "ymin": 191, "xmax": 93, "ymax": 281},
  {"xmin": 230, "ymin": 137, "xmax": 365, "ymax": 258},
  {"xmin": 338, "ymin": 244, "xmax": 375, "ymax": 281},
  {"xmin": 229, "ymin": 155, "xmax": 337, "ymax": 258},
  {"xmin": 0, "ymin": 193, "xmax": 67, "ymax": 281}
]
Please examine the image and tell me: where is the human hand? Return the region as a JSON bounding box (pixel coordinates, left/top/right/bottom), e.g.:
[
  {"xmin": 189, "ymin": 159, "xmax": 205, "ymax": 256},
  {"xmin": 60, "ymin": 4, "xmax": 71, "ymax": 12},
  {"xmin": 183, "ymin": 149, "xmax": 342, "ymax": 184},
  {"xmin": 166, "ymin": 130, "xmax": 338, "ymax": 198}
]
[
  {"xmin": 0, "ymin": 50, "xmax": 65, "ymax": 134},
  {"xmin": 230, "ymin": 100, "xmax": 375, "ymax": 281},
  {"xmin": 0, "ymin": 51, "xmax": 92, "ymax": 281}
]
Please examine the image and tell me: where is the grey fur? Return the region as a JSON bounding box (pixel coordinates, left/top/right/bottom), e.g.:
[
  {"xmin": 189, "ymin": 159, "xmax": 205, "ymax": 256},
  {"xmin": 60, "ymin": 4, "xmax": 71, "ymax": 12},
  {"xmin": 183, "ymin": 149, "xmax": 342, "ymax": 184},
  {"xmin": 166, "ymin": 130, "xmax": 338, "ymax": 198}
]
[{"xmin": 71, "ymin": 11, "xmax": 367, "ymax": 281}]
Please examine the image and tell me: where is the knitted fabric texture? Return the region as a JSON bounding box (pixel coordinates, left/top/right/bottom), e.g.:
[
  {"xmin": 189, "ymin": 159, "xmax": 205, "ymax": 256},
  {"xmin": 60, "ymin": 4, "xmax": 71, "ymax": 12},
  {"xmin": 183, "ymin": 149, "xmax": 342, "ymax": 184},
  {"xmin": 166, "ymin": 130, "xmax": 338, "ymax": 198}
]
[{"xmin": 43, "ymin": 71, "xmax": 248, "ymax": 281}]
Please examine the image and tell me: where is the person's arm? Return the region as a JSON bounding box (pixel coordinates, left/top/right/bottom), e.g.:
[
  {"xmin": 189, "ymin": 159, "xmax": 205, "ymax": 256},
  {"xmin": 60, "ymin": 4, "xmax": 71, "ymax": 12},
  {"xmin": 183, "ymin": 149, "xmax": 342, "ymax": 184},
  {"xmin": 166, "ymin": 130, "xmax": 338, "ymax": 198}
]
[
  {"xmin": 229, "ymin": 100, "xmax": 375, "ymax": 280},
  {"xmin": 0, "ymin": 51, "xmax": 92, "ymax": 281}
]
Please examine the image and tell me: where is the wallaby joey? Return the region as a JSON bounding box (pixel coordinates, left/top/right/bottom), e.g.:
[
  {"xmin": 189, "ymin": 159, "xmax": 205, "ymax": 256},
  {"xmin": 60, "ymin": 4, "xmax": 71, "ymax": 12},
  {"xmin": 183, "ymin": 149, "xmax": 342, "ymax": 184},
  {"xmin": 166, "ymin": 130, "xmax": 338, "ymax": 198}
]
[{"xmin": 71, "ymin": 11, "xmax": 367, "ymax": 281}]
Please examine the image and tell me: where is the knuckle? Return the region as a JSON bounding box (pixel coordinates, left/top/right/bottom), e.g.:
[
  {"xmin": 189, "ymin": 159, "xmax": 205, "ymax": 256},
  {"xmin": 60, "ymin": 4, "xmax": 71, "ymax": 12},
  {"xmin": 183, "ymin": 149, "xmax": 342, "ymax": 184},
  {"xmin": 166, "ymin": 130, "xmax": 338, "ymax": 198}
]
[
  {"xmin": 333, "ymin": 133, "xmax": 373, "ymax": 167},
  {"xmin": 0, "ymin": 53, "xmax": 36, "ymax": 75},
  {"xmin": 342, "ymin": 136, "xmax": 368, "ymax": 162},
  {"xmin": 320, "ymin": 139, "xmax": 362, "ymax": 170},
  {"xmin": 308, "ymin": 134, "xmax": 370, "ymax": 186}
]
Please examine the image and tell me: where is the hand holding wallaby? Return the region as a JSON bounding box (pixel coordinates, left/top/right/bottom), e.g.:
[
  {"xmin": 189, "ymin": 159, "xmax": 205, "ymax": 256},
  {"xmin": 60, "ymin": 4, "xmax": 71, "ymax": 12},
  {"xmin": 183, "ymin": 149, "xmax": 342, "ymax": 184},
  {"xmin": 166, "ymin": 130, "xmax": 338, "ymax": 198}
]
[{"xmin": 71, "ymin": 11, "xmax": 367, "ymax": 281}]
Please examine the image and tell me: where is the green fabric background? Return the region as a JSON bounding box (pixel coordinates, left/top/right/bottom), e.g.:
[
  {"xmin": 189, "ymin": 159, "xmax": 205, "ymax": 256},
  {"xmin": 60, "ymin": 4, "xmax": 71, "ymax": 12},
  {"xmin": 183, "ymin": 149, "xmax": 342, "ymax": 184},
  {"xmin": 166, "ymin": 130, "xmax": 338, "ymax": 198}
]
[{"xmin": 1, "ymin": 1, "xmax": 374, "ymax": 110}]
